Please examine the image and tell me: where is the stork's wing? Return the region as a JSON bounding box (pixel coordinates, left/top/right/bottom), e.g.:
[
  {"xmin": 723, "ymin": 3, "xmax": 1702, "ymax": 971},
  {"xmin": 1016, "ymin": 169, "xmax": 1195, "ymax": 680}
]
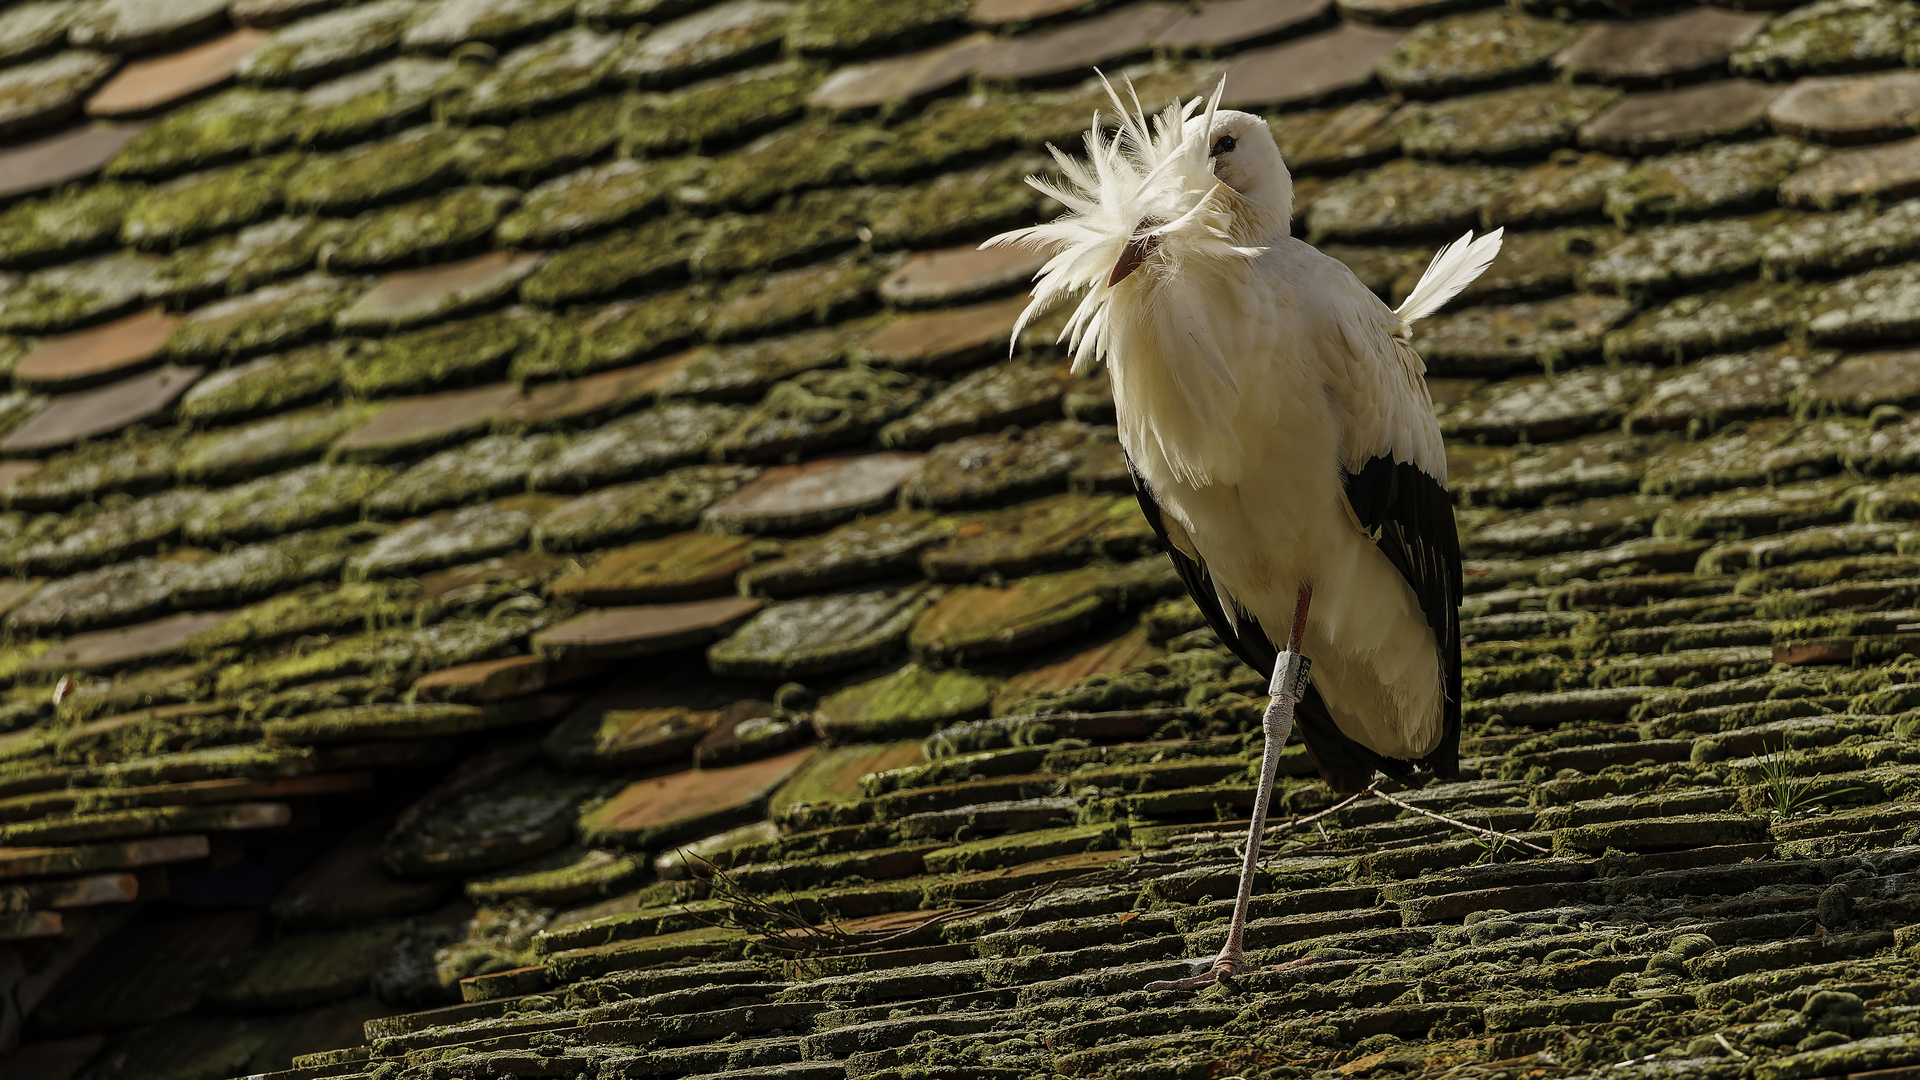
[
  {"xmin": 1340, "ymin": 455, "xmax": 1462, "ymax": 777},
  {"xmin": 1127, "ymin": 457, "xmax": 1417, "ymax": 792}
]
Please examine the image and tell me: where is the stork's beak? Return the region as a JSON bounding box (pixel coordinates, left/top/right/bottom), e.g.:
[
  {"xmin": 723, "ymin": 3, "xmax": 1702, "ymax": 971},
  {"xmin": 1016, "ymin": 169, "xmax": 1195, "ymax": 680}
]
[{"xmin": 1108, "ymin": 233, "xmax": 1159, "ymax": 286}]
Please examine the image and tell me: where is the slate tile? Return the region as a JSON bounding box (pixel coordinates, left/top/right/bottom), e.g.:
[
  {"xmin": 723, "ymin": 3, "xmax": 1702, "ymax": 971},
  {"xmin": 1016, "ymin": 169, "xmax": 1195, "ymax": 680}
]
[
  {"xmin": 1807, "ymin": 262, "xmax": 1920, "ymax": 346},
  {"xmin": 170, "ymin": 523, "xmax": 387, "ymax": 607},
  {"xmin": 104, "ymin": 87, "xmax": 299, "ymax": 179},
  {"xmin": 530, "ymin": 402, "xmax": 743, "ymax": 490},
  {"xmin": 703, "ymin": 452, "xmax": 924, "ymax": 534},
  {"xmin": 1603, "ymin": 279, "xmax": 1812, "ymax": 364},
  {"xmin": 1221, "ymin": 22, "xmax": 1403, "ymax": 109},
  {"xmin": 336, "ymin": 251, "xmax": 540, "ymax": 331},
  {"xmin": 1159, "ymin": 0, "xmax": 1333, "ymax": 49},
  {"xmin": 880, "ymin": 359, "xmax": 1071, "ymax": 450},
  {"xmin": 737, "ymin": 508, "xmax": 955, "ymax": 598},
  {"xmin": 1265, "ymin": 100, "xmax": 1396, "ymax": 178},
  {"xmin": 534, "ymin": 597, "xmax": 764, "ymax": 661},
  {"xmin": 347, "ymin": 495, "xmax": 565, "ymax": 578},
  {"xmin": 1730, "ymin": 0, "xmax": 1915, "ymax": 79},
  {"xmin": 1553, "ymin": 9, "xmax": 1769, "ymax": 86},
  {"xmin": 177, "ymin": 400, "xmax": 376, "ymax": 481},
  {"xmin": 0, "ymin": 363, "xmax": 196, "ymax": 454},
  {"xmin": 5, "ymin": 555, "xmax": 208, "ymax": 635},
  {"xmin": 551, "ymin": 532, "xmax": 768, "ymax": 605},
  {"xmin": 787, "ymin": 0, "xmax": 970, "ymax": 58},
  {"xmin": 869, "ymin": 157, "xmax": 1061, "ymax": 251},
  {"xmin": 87, "ymin": 29, "xmax": 270, "ymax": 118},
  {"xmin": 285, "ymin": 56, "xmax": 463, "ymax": 147},
  {"xmin": 384, "ymin": 765, "xmax": 599, "ymax": 876},
  {"xmin": 451, "ymin": 26, "xmax": 624, "ymax": 122},
  {"xmin": 704, "ymin": 252, "xmax": 891, "ymax": 342},
  {"xmin": 3, "ymin": 430, "xmax": 181, "ymax": 509},
  {"xmin": 332, "ymin": 382, "xmax": 523, "ymax": 461},
  {"xmin": 712, "ymin": 367, "xmax": 929, "ymax": 462},
  {"xmin": 367, "ymin": 433, "xmax": 565, "ymax": 518},
  {"xmin": 1623, "ymin": 344, "xmax": 1837, "ymax": 432},
  {"xmin": 147, "ymin": 215, "xmax": 348, "ymax": 305},
  {"xmin": 0, "ymin": 51, "xmax": 120, "ymax": 140},
  {"xmin": 1800, "ymin": 349, "xmax": 1920, "ymax": 414},
  {"xmin": 324, "ymin": 185, "xmax": 521, "ymax": 272},
  {"xmin": 513, "ymin": 286, "xmax": 712, "ymax": 381},
  {"xmin": 1482, "ymin": 152, "xmax": 1630, "ymax": 229},
  {"xmin": 1377, "ymin": 11, "xmax": 1581, "ymax": 98},
  {"xmin": 1441, "ymin": 366, "xmax": 1658, "ymax": 443},
  {"xmin": 612, "ymin": 0, "xmax": 795, "ymax": 88},
  {"xmin": 0, "ymin": 250, "xmax": 163, "ymax": 334},
  {"xmin": 810, "ymin": 33, "xmax": 1003, "ymax": 110},
  {"xmin": 1780, "ymin": 136, "xmax": 1920, "ymax": 209},
  {"xmin": 69, "ymin": 0, "xmax": 229, "ymax": 53},
  {"xmin": 1605, "ymin": 138, "xmax": 1826, "ymax": 227},
  {"xmin": 1578, "ymin": 80, "xmax": 1783, "ymax": 156},
  {"xmin": 627, "ymin": 60, "xmax": 818, "ymax": 157},
  {"xmin": 1412, "ymin": 293, "xmax": 1635, "ymax": 376},
  {"xmin": 1309, "ymin": 159, "xmax": 1516, "ymax": 242},
  {"xmin": 0, "ymin": 121, "xmax": 148, "ymax": 202},
  {"xmin": 576, "ymin": 746, "xmax": 812, "ymax": 849},
  {"xmin": 1641, "ymin": 417, "xmax": 1860, "ymax": 494},
  {"xmin": 1581, "ymin": 211, "xmax": 1787, "ymax": 296},
  {"xmin": 1763, "ymin": 197, "xmax": 1920, "ymax": 276},
  {"xmin": 188, "ymin": 461, "xmax": 391, "ymax": 543},
  {"xmin": 1456, "ymin": 225, "xmax": 1618, "ymax": 305},
  {"xmin": 237, "ymin": 0, "xmax": 413, "ymax": 86},
  {"xmin": 25, "ymin": 610, "xmax": 230, "ymax": 674},
  {"xmin": 1769, "ymin": 71, "xmax": 1920, "ymax": 146},
  {"xmin": 12, "ymin": 308, "xmax": 176, "ymax": 390},
  {"xmin": 877, "ymin": 245, "xmax": 1045, "ymax": 309},
  {"xmin": 977, "ymin": 4, "xmax": 1180, "ymax": 84},
  {"xmin": 235, "ymin": 0, "xmax": 358, "ymax": 27},
  {"xmin": 404, "ymin": 0, "xmax": 579, "ymax": 52},
  {"xmin": 901, "ymin": 420, "xmax": 1113, "ymax": 509},
  {"xmin": 166, "ymin": 272, "xmax": 364, "ymax": 360},
  {"xmin": 533, "ymin": 464, "xmax": 759, "ymax": 551},
  {"xmin": 1395, "ymin": 83, "xmax": 1620, "ymax": 161},
  {"xmin": 517, "ymin": 215, "xmax": 701, "ymax": 307}
]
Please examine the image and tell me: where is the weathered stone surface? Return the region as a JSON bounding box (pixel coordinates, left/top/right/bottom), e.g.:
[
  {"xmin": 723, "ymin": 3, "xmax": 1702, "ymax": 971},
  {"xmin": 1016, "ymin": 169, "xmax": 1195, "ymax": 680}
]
[
  {"xmin": 1579, "ymin": 80, "xmax": 1783, "ymax": 156},
  {"xmin": 921, "ymin": 493, "xmax": 1155, "ymax": 582},
  {"xmin": 1413, "ymin": 293, "xmax": 1636, "ymax": 376},
  {"xmin": 1604, "ymin": 280, "xmax": 1813, "ymax": 365},
  {"xmin": 403, "ymin": 0, "xmax": 579, "ymax": 51},
  {"xmin": 0, "ymin": 51, "xmax": 119, "ymax": 140},
  {"xmin": 501, "ymin": 355, "xmax": 696, "ymax": 430},
  {"xmin": 911, "ymin": 564, "xmax": 1135, "ymax": 664},
  {"xmin": 1441, "ymin": 366, "xmax": 1658, "ymax": 443},
  {"xmin": 1808, "ymin": 262, "xmax": 1920, "ymax": 346},
  {"xmin": 880, "ymin": 360, "xmax": 1070, "ymax": 450},
  {"xmin": 1643, "ymin": 416, "xmax": 1861, "ymax": 494},
  {"xmin": 1395, "ymin": 84, "xmax": 1620, "ymax": 161},
  {"xmin": 1309, "ymin": 159, "xmax": 1515, "ymax": 241},
  {"xmin": 1221, "ymin": 22, "xmax": 1404, "ymax": 109},
  {"xmin": 1781, "ymin": 136, "xmax": 1920, "ymax": 209},
  {"xmin": 1553, "ymin": 9, "xmax": 1769, "ymax": 85},
  {"xmin": 69, "ymin": 0, "xmax": 228, "ymax": 53},
  {"xmin": 283, "ymin": 56, "xmax": 462, "ymax": 147},
  {"xmin": 0, "ymin": 181, "xmax": 143, "ymax": 269},
  {"xmin": 105, "ymin": 87, "xmax": 298, "ymax": 179},
  {"xmin": 712, "ymin": 368, "xmax": 927, "ymax": 463},
  {"xmin": 1656, "ymin": 474, "xmax": 1860, "ymax": 541},
  {"xmin": 703, "ymin": 452, "xmax": 924, "ymax": 534},
  {"xmin": 1482, "ymin": 152, "xmax": 1630, "ymax": 229},
  {"xmin": 552, "ymin": 532, "xmax": 767, "ymax": 605},
  {"xmin": 337, "ymin": 251, "xmax": 541, "ymax": 332},
  {"xmin": 975, "ymin": 5, "xmax": 1179, "ymax": 83},
  {"xmin": 512, "ymin": 288, "xmax": 712, "ymax": 382},
  {"xmin": 901, "ymin": 420, "xmax": 1116, "ymax": 509},
  {"xmin": 348, "ymin": 495, "xmax": 562, "ymax": 578},
  {"xmin": 1270, "ymin": 100, "xmax": 1400, "ymax": 176},
  {"xmin": 118, "ymin": 154, "xmax": 305, "ymax": 251},
  {"xmin": 384, "ymin": 766, "xmax": 599, "ymax": 876},
  {"xmin": 1789, "ymin": 69, "xmax": 1920, "ymax": 153},
  {"xmin": 147, "ymin": 216, "xmax": 347, "ymax": 305},
  {"xmin": 534, "ymin": 464, "xmax": 759, "ymax": 551},
  {"xmin": 626, "ymin": 60, "xmax": 816, "ymax": 154},
  {"xmin": 498, "ymin": 157, "xmax": 702, "ymax": 249},
  {"xmin": 709, "ymin": 583, "xmax": 933, "ymax": 678},
  {"xmin": 332, "ymin": 382, "xmax": 522, "ymax": 461},
  {"xmin": 534, "ymin": 597, "xmax": 763, "ymax": 661},
  {"xmin": 287, "ymin": 125, "xmax": 490, "ymax": 213},
  {"xmin": 869, "ymin": 155, "xmax": 1059, "ymax": 252},
  {"xmin": 612, "ymin": 0, "xmax": 793, "ymax": 88},
  {"xmin": 703, "ymin": 252, "xmax": 888, "ymax": 342},
  {"xmin": 1606, "ymin": 138, "xmax": 1825, "ymax": 227},
  {"xmin": 324, "ymin": 185, "xmax": 520, "ymax": 272},
  {"xmin": 1581, "ymin": 212, "xmax": 1786, "ymax": 296},
  {"xmin": 737, "ymin": 509, "xmax": 954, "ymax": 598},
  {"xmin": 0, "ymin": 364, "xmax": 198, "ymax": 454},
  {"xmin": 577, "ymin": 746, "xmax": 813, "ymax": 849},
  {"xmin": 88, "ymin": 30, "xmax": 270, "ymax": 117},
  {"xmin": 237, "ymin": 0, "xmax": 412, "ymax": 86},
  {"xmin": 343, "ymin": 307, "xmax": 544, "ymax": 398},
  {"xmin": 530, "ymin": 403, "xmax": 741, "ymax": 491},
  {"xmin": 1801, "ymin": 349, "xmax": 1920, "ymax": 414},
  {"xmin": 1624, "ymin": 345, "xmax": 1837, "ymax": 432},
  {"xmin": 189, "ymin": 462, "xmax": 391, "ymax": 543},
  {"xmin": 1731, "ymin": 0, "xmax": 1918, "ymax": 79},
  {"xmin": 518, "ymin": 214, "xmax": 703, "ymax": 307},
  {"xmin": 1157, "ymin": 0, "xmax": 1332, "ymax": 48},
  {"xmin": 367, "ymin": 434, "xmax": 564, "ymax": 518},
  {"xmin": 0, "ymin": 3, "xmax": 77, "ymax": 66},
  {"xmin": 810, "ymin": 33, "xmax": 1001, "ymax": 111},
  {"xmin": 0, "ymin": 250, "xmax": 163, "ymax": 334},
  {"xmin": 27, "ymin": 610, "xmax": 229, "ymax": 674},
  {"xmin": 1764, "ymin": 197, "xmax": 1920, "ymax": 276},
  {"xmin": 1378, "ymin": 11, "xmax": 1581, "ymax": 98}
]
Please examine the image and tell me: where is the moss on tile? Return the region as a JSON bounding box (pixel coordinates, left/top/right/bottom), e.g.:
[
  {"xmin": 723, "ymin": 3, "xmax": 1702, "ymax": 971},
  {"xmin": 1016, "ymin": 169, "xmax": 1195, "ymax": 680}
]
[
  {"xmin": 1310, "ymin": 159, "xmax": 1519, "ymax": 242},
  {"xmin": 880, "ymin": 360, "xmax": 1070, "ymax": 450},
  {"xmin": 738, "ymin": 508, "xmax": 954, "ymax": 597},
  {"xmin": 172, "ymin": 523, "xmax": 389, "ymax": 608},
  {"xmin": 186, "ymin": 461, "xmax": 393, "ymax": 544},
  {"xmin": 517, "ymin": 213, "xmax": 705, "ymax": 307},
  {"xmin": 285, "ymin": 124, "xmax": 499, "ymax": 213},
  {"xmin": 868, "ymin": 156, "xmax": 1057, "ymax": 251},
  {"xmin": 1270, "ymin": 100, "xmax": 1401, "ymax": 176},
  {"xmin": 512, "ymin": 287, "xmax": 712, "ymax": 382},
  {"xmin": 658, "ymin": 324, "xmax": 855, "ymax": 401},
  {"xmin": 1606, "ymin": 138, "xmax": 1826, "ymax": 228},
  {"xmin": 104, "ymin": 87, "xmax": 302, "ymax": 179},
  {"xmin": 704, "ymin": 253, "xmax": 890, "ymax": 341},
  {"xmin": 347, "ymin": 495, "xmax": 561, "ymax": 578},
  {"xmin": 1377, "ymin": 11, "xmax": 1584, "ymax": 97},
  {"xmin": 1729, "ymin": 0, "xmax": 1920, "ymax": 78},
  {"xmin": 366, "ymin": 433, "xmax": 564, "ymax": 518},
  {"xmin": 1483, "ymin": 151, "xmax": 1632, "ymax": 230},
  {"xmin": 532, "ymin": 464, "xmax": 758, "ymax": 551},
  {"xmin": 284, "ymin": 57, "xmax": 463, "ymax": 147},
  {"xmin": 448, "ymin": 26, "xmax": 622, "ymax": 123},
  {"xmin": 900, "ymin": 421, "xmax": 1107, "ymax": 510},
  {"xmin": 498, "ymin": 156, "xmax": 703, "ymax": 249},
  {"xmin": 219, "ymin": 615, "xmax": 534, "ymax": 696},
  {"xmin": 710, "ymin": 583, "xmax": 935, "ymax": 679},
  {"xmin": 787, "ymin": 0, "xmax": 965, "ymax": 56},
  {"xmin": 173, "ymin": 346, "xmax": 351, "ymax": 428},
  {"xmin": 814, "ymin": 662, "xmax": 999, "ymax": 743},
  {"xmin": 188, "ymin": 580, "xmax": 420, "ymax": 654},
  {"xmin": 0, "ymin": 251, "xmax": 161, "ymax": 333},
  {"xmin": 467, "ymin": 847, "xmax": 650, "ymax": 906},
  {"xmin": 0, "ymin": 182, "xmax": 143, "ymax": 269},
  {"xmin": 1764, "ymin": 199, "xmax": 1920, "ymax": 278},
  {"xmin": 1395, "ymin": 84, "xmax": 1619, "ymax": 161},
  {"xmin": 163, "ymin": 273, "xmax": 364, "ymax": 360},
  {"xmin": 1603, "ymin": 279, "xmax": 1813, "ymax": 365},
  {"xmin": 404, "ymin": 0, "xmax": 578, "ymax": 51},
  {"xmin": 148, "ymin": 216, "xmax": 348, "ymax": 305},
  {"xmin": 343, "ymin": 306, "xmax": 544, "ymax": 396},
  {"xmin": 237, "ymin": 0, "xmax": 414, "ymax": 86},
  {"xmin": 691, "ymin": 188, "xmax": 877, "ymax": 277},
  {"xmin": 625, "ymin": 61, "xmax": 821, "ymax": 158},
  {"xmin": 6, "ymin": 556, "xmax": 209, "ymax": 636},
  {"xmin": 176, "ymin": 400, "xmax": 379, "ymax": 482},
  {"xmin": 324, "ymin": 184, "xmax": 520, "ymax": 271},
  {"xmin": 712, "ymin": 366, "xmax": 930, "ymax": 462},
  {"xmin": 470, "ymin": 93, "xmax": 631, "ymax": 185},
  {"xmin": 7, "ymin": 489, "xmax": 205, "ymax": 576},
  {"xmin": 532, "ymin": 403, "xmax": 744, "ymax": 491},
  {"xmin": 4, "ymin": 430, "xmax": 185, "ymax": 511}
]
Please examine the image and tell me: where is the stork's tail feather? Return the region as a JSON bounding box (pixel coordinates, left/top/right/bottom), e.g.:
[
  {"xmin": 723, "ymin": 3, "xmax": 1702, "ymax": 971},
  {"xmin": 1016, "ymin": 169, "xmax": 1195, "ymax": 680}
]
[{"xmin": 1393, "ymin": 228, "xmax": 1504, "ymax": 326}]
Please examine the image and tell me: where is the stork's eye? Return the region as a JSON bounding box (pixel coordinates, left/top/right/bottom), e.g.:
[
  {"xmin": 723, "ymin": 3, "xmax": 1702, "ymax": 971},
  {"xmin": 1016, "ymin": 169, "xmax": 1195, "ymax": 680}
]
[{"xmin": 1210, "ymin": 134, "xmax": 1237, "ymax": 157}]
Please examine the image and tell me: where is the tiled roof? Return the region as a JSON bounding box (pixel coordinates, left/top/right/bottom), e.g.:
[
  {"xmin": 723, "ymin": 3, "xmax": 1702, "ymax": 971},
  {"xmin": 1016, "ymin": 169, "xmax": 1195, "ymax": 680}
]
[{"xmin": 1, "ymin": 0, "xmax": 1920, "ymax": 1077}]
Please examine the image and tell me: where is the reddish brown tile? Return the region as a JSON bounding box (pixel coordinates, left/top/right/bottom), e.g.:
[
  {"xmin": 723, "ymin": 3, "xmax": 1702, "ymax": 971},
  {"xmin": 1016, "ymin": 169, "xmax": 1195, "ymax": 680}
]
[
  {"xmin": 577, "ymin": 745, "xmax": 814, "ymax": 847},
  {"xmin": 550, "ymin": 532, "xmax": 765, "ymax": 605},
  {"xmin": 878, "ymin": 244, "xmax": 1048, "ymax": 307},
  {"xmin": 336, "ymin": 251, "xmax": 543, "ymax": 332},
  {"xmin": 0, "ymin": 121, "xmax": 148, "ymax": 201},
  {"xmin": 496, "ymin": 351, "xmax": 702, "ymax": 429},
  {"xmin": 532, "ymin": 596, "xmax": 764, "ymax": 660},
  {"xmin": 331, "ymin": 382, "xmax": 522, "ymax": 460},
  {"xmin": 86, "ymin": 29, "xmax": 271, "ymax": 118},
  {"xmin": 1221, "ymin": 22, "xmax": 1405, "ymax": 109},
  {"xmin": 702, "ymin": 451, "xmax": 926, "ymax": 533},
  {"xmin": 12, "ymin": 309, "xmax": 179, "ymax": 389},
  {"xmin": 856, "ymin": 295, "xmax": 1028, "ymax": 371},
  {"xmin": 413, "ymin": 655, "xmax": 595, "ymax": 704},
  {"xmin": 811, "ymin": 33, "xmax": 1005, "ymax": 110},
  {"xmin": 25, "ymin": 610, "xmax": 229, "ymax": 673},
  {"xmin": 1578, "ymin": 79, "xmax": 1781, "ymax": 156},
  {"xmin": 1159, "ymin": 0, "xmax": 1334, "ymax": 50},
  {"xmin": 0, "ymin": 364, "xmax": 200, "ymax": 454},
  {"xmin": 1553, "ymin": 8, "xmax": 1768, "ymax": 85},
  {"xmin": 977, "ymin": 4, "xmax": 1182, "ymax": 82},
  {"xmin": 1768, "ymin": 71, "xmax": 1920, "ymax": 146}
]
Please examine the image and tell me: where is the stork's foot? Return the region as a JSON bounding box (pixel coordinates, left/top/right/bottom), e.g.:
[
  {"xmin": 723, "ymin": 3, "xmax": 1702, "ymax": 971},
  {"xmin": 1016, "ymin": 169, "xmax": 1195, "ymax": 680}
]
[{"xmin": 1145, "ymin": 953, "xmax": 1245, "ymax": 991}]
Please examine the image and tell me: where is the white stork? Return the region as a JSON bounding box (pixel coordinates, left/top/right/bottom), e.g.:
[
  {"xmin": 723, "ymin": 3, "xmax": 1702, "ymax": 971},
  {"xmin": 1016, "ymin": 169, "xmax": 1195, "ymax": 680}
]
[{"xmin": 986, "ymin": 81, "xmax": 1502, "ymax": 989}]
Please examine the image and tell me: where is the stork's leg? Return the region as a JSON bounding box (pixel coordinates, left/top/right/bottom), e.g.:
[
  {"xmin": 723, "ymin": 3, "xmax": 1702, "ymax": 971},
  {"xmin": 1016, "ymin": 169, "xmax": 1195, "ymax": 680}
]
[{"xmin": 1147, "ymin": 586, "xmax": 1312, "ymax": 992}]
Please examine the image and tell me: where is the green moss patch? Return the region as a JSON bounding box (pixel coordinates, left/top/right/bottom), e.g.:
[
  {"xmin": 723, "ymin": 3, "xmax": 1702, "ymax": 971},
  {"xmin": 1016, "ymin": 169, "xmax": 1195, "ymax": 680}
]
[
  {"xmin": 284, "ymin": 57, "xmax": 462, "ymax": 147},
  {"xmin": 1604, "ymin": 279, "xmax": 1812, "ymax": 365},
  {"xmin": 788, "ymin": 0, "xmax": 966, "ymax": 56},
  {"xmin": 691, "ymin": 188, "xmax": 877, "ymax": 277},
  {"xmin": 5, "ymin": 555, "xmax": 209, "ymax": 636},
  {"xmin": 219, "ymin": 616, "xmax": 534, "ymax": 696},
  {"xmin": 188, "ymin": 580, "xmax": 419, "ymax": 654},
  {"xmin": 626, "ymin": 61, "xmax": 820, "ymax": 158},
  {"xmin": 0, "ymin": 182, "xmax": 143, "ymax": 269},
  {"xmin": 120, "ymin": 153, "xmax": 304, "ymax": 252},
  {"xmin": 163, "ymin": 272, "xmax": 365, "ymax": 360},
  {"xmin": 532, "ymin": 463, "xmax": 758, "ymax": 551},
  {"xmin": 704, "ymin": 253, "xmax": 890, "ymax": 342},
  {"xmin": 738, "ymin": 508, "xmax": 954, "ymax": 598},
  {"xmin": 8, "ymin": 489, "xmax": 204, "ymax": 576},
  {"xmin": 1730, "ymin": 0, "xmax": 1920, "ymax": 78},
  {"xmin": 0, "ymin": 251, "xmax": 162, "ymax": 334},
  {"xmin": 238, "ymin": 0, "xmax": 413, "ymax": 86},
  {"xmin": 712, "ymin": 366, "xmax": 929, "ymax": 462},
  {"xmin": 900, "ymin": 420, "xmax": 1109, "ymax": 510},
  {"xmin": 1377, "ymin": 10, "xmax": 1583, "ymax": 97},
  {"xmin": 517, "ymin": 213, "xmax": 705, "ymax": 307},
  {"xmin": 176, "ymin": 401, "xmax": 380, "ymax": 483},
  {"xmin": 148, "ymin": 215, "xmax": 348, "ymax": 305},
  {"xmin": 869, "ymin": 156, "xmax": 1057, "ymax": 251},
  {"xmin": 1483, "ymin": 151, "xmax": 1632, "ymax": 229},
  {"xmin": 449, "ymin": 26, "xmax": 622, "ymax": 123},
  {"xmin": 880, "ymin": 360, "xmax": 1070, "ymax": 449},
  {"xmin": 710, "ymin": 583, "xmax": 935, "ymax": 680},
  {"xmin": 174, "ymin": 344, "xmax": 349, "ymax": 429},
  {"xmin": 367, "ymin": 433, "xmax": 565, "ymax": 518},
  {"xmin": 512, "ymin": 286, "xmax": 713, "ymax": 381},
  {"xmin": 285, "ymin": 124, "xmax": 497, "ymax": 213},
  {"xmin": 347, "ymin": 494, "xmax": 562, "ymax": 578},
  {"xmin": 498, "ymin": 156, "xmax": 703, "ymax": 248},
  {"xmin": 325, "ymin": 184, "xmax": 520, "ymax": 271},
  {"xmin": 4, "ymin": 430, "xmax": 185, "ymax": 512},
  {"xmin": 466, "ymin": 848, "xmax": 649, "ymax": 906},
  {"xmin": 531, "ymin": 403, "xmax": 744, "ymax": 491},
  {"xmin": 185, "ymin": 461, "xmax": 392, "ymax": 544},
  {"xmin": 343, "ymin": 306, "xmax": 544, "ymax": 396},
  {"xmin": 470, "ymin": 93, "xmax": 631, "ymax": 185},
  {"xmin": 658, "ymin": 324, "xmax": 855, "ymax": 401},
  {"xmin": 1607, "ymin": 138, "xmax": 1826, "ymax": 228},
  {"xmin": 1311, "ymin": 158, "xmax": 1518, "ymax": 243},
  {"xmin": 384, "ymin": 766, "xmax": 602, "ymax": 875},
  {"xmin": 1396, "ymin": 84, "xmax": 1619, "ymax": 161},
  {"xmin": 815, "ymin": 662, "xmax": 1000, "ymax": 743},
  {"xmin": 171, "ymin": 523, "xmax": 389, "ymax": 608},
  {"xmin": 105, "ymin": 87, "xmax": 301, "ymax": 179}
]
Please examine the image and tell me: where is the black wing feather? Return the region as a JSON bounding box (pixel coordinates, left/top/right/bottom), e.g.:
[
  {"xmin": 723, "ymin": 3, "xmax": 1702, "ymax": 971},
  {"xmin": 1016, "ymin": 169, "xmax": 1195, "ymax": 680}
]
[
  {"xmin": 1128, "ymin": 458, "xmax": 1413, "ymax": 792},
  {"xmin": 1341, "ymin": 455, "xmax": 1463, "ymax": 778}
]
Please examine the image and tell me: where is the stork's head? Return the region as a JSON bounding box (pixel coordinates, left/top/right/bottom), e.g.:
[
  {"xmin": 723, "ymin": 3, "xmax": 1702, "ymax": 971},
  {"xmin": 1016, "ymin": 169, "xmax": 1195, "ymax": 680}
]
[{"xmin": 982, "ymin": 77, "xmax": 1280, "ymax": 380}]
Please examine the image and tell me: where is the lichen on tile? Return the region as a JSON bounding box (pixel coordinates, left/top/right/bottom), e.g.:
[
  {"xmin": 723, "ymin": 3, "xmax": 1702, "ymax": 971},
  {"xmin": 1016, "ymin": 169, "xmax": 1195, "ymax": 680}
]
[
  {"xmin": 533, "ymin": 464, "xmax": 759, "ymax": 551},
  {"xmin": 711, "ymin": 366, "xmax": 929, "ymax": 462},
  {"xmin": 343, "ymin": 305, "xmax": 545, "ymax": 396},
  {"xmin": 173, "ymin": 342, "xmax": 351, "ymax": 427},
  {"xmin": 531, "ymin": 403, "xmax": 744, "ymax": 490}
]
